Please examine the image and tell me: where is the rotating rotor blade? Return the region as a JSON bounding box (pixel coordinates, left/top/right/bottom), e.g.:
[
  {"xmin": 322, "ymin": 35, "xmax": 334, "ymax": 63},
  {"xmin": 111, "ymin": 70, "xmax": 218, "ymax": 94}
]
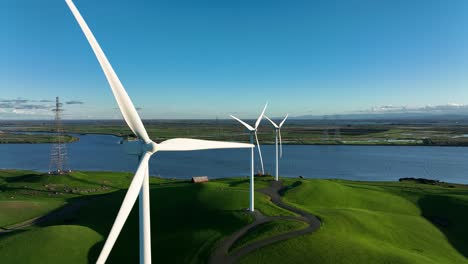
[
  {"xmin": 158, "ymin": 138, "xmax": 253, "ymax": 151},
  {"xmin": 279, "ymin": 129, "xmax": 283, "ymax": 158},
  {"xmin": 254, "ymin": 131, "xmax": 265, "ymax": 174},
  {"xmin": 230, "ymin": 115, "xmax": 255, "ymax": 131},
  {"xmin": 66, "ymin": 0, "xmax": 151, "ymax": 143},
  {"xmin": 96, "ymin": 152, "xmax": 151, "ymax": 264},
  {"xmin": 264, "ymin": 115, "xmax": 278, "ymax": 128},
  {"xmin": 255, "ymin": 103, "xmax": 268, "ymax": 129},
  {"xmin": 279, "ymin": 114, "xmax": 289, "ymax": 128}
]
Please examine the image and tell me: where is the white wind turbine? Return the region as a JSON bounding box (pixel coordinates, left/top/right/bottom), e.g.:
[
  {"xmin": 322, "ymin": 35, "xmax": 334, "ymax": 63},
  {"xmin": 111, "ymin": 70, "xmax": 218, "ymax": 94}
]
[
  {"xmin": 265, "ymin": 114, "xmax": 288, "ymax": 181},
  {"xmin": 65, "ymin": 1, "xmax": 254, "ymax": 263},
  {"xmin": 230, "ymin": 104, "xmax": 267, "ymax": 212}
]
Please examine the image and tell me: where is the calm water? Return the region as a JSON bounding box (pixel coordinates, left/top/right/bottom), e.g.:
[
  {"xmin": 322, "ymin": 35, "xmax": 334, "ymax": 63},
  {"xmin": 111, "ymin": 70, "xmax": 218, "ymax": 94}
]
[{"xmin": 1, "ymin": 133, "xmax": 468, "ymax": 184}]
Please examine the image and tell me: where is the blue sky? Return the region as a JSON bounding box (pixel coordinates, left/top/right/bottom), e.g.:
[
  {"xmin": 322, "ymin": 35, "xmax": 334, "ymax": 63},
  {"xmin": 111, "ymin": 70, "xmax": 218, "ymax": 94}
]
[{"xmin": 3, "ymin": 0, "xmax": 468, "ymax": 119}]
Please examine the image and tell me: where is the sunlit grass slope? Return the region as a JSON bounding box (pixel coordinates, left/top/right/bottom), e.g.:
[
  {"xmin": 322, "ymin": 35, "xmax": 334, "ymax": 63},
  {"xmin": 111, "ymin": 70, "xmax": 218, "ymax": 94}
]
[
  {"xmin": 240, "ymin": 179, "xmax": 468, "ymax": 264},
  {"xmin": 0, "ymin": 225, "xmax": 101, "ymax": 263}
]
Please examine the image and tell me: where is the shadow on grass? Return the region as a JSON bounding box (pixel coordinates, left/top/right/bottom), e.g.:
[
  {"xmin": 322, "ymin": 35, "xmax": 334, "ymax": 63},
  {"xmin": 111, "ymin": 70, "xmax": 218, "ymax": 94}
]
[
  {"xmin": 227, "ymin": 177, "xmax": 274, "ymax": 188},
  {"xmin": 20, "ymin": 182, "xmax": 252, "ymax": 263},
  {"xmin": 0, "ymin": 229, "xmax": 28, "ymax": 239},
  {"xmin": 279, "ymin": 181, "xmax": 302, "ymax": 196},
  {"xmin": 0, "ymin": 185, "xmax": 65, "ymax": 196},
  {"xmin": 228, "ymin": 179, "xmax": 249, "ymax": 187},
  {"xmin": 0, "ymin": 169, "xmax": 256, "ymax": 263},
  {"xmin": 2, "ymin": 174, "xmax": 43, "ymax": 183},
  {"xmin": 418, "ymin": 195, "xmax": 468, "ymax": 258}
]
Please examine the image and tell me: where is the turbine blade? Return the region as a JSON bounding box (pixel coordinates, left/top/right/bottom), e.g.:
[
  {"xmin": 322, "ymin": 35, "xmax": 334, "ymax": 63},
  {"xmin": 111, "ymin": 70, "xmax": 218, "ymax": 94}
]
[
  {"xmin": 230, "ymin": 115, "xmax": 255, "ymax": 131},
  {"xmin": 279, "ymin": 114, "xmax": 289, "ymax": 128},
  {"xmin": 65, "ymin": 0, "xmax": 151, "ymax": 143},
  {"xmin": 255, "ymin": 132, "xmax": 265, "ymax": 174},
  {"xmin": 279, "ymin": 129, "xmax": 283, "ymax": 158},
  {"xmin": 96, "ymin": 152, "xmax": 151, "ymax": 264},
  {"xmin": 158, "ymin": 138, "xmax": 254, "ymax": 151},
  {"xmin": 255, "ymin": 103, "xmax": 268, "ymax": 129},
  {"xmin": 264, "ymin": 115, "xmax": 278, "ymax": 128}
]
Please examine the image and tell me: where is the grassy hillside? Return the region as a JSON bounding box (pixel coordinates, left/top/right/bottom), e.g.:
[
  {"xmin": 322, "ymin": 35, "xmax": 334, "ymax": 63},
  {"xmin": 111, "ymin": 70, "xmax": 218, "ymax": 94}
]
[
  {"xmin": 0, "ymin": 170, "xmax": 287, "ymax": 263},
  {"xmin": 1, "ymin": 170, "xmax": 467, "ymax": 263},
  {"xmin": 240, "ymin": 179, "xmax": 468, "ymax": 264}
]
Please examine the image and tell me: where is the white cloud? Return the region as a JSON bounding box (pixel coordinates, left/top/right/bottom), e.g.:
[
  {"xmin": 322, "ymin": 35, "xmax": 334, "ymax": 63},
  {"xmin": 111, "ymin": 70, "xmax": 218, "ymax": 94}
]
[
  {"xmin": 12, "ymin": 109, "xmax": 53, "ymax": 116},
  {"xmin": 66, "ymin": 100, "xmax": 84, "ymax": 105}
]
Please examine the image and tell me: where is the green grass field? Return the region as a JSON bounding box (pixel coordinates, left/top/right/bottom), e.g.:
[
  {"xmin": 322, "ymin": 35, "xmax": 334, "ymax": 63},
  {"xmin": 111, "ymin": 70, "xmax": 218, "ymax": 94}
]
[
  {"xmin": 0, "ymin": 132, "xmax": 78, "ymax": 144},
  {"xmin": 0, "ymin": 170, "xmax": 467, "ymax": 263}
]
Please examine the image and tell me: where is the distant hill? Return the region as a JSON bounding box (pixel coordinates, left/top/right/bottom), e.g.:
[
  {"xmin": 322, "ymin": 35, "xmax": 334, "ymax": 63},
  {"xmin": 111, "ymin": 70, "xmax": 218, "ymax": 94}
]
[{"xmin": 293, "ymin": 112, "xmax": 468, "ymax": 121}]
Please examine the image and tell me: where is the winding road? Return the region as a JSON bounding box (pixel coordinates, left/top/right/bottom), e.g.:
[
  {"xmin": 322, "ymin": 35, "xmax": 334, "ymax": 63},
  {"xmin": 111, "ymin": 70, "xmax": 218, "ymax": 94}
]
[{"xmin": 209, "ymin": 180, "xmax": 321, "ymax": 264}]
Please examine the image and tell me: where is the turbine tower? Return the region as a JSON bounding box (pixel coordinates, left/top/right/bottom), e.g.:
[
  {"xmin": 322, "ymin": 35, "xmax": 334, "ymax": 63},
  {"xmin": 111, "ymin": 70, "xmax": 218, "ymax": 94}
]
[
  {"xmin": 265, "ymin": 114, "xmax": 288, "ymax": 181},
  {"xmin": 230, "ymin": 104, "xmax": 267, "ymax": 212},
  {"xmin": 48, "ymin": 96, "xmax": 70, "ymax": 175},
  {"xmin": 65, "ymin": 1, "xmax": 254, "ymax": 263}
]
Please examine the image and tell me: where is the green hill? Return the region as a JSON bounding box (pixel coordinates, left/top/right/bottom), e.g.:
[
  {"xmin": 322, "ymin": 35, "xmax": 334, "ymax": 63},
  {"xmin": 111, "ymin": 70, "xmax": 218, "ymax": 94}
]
[
  {"xmin": 240, "ymin": 179, "xmax": 468, "ymax": 264},
  {"xmin": 0, "ymin": 170, "xmax": 467, "ymax": 263}
]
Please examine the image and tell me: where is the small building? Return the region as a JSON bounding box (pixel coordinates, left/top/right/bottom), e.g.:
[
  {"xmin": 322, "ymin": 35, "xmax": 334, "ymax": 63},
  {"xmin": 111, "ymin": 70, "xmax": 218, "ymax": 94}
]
[{"xmin": 192, "ymin": 176, "xmax": 209, "ymax": 183}]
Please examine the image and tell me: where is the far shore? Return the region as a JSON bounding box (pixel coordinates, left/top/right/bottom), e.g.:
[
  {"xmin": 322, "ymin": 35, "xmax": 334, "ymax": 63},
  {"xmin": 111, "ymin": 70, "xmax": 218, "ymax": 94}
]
[
  {"xmin": 4, "ymin": 120, "xmax": 468, "ymax": 147},
  {"xmin": 3, "ymin": 130, "xmax": 468, "ymax": 147}
]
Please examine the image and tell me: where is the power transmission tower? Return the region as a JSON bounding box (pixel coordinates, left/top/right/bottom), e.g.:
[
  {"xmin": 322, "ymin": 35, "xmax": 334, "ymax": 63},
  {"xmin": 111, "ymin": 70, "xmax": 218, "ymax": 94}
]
[{"xmin": 48, "ymin": 97, "xmax": 70, "ymax": 175}]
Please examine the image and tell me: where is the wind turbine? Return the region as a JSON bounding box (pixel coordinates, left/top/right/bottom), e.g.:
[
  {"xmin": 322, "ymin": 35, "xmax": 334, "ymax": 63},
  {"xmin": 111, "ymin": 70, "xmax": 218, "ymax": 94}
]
[
  {"xmin": 65, "ymin": 1, "xmax": 254, "ymax": 264},
  {"xmin": 265, "ymin": 114, "xmax": 288, "ymax": 181},
  {"xmin": 230, "ymin": 104, "xmax": 267, "ymax": 212}
]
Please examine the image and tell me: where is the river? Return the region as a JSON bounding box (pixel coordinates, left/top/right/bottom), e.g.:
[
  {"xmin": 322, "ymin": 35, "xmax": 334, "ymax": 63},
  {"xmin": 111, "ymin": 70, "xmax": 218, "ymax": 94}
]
[{"xmin": 1, "ymin": 133, "xmax": 467, "ymax": 183}]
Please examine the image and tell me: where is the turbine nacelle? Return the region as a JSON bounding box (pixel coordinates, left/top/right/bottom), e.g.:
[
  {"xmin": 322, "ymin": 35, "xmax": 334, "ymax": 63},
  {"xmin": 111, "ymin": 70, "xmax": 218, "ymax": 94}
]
[
  {"xmin": 230, "ymin": 103, "xmax": 268, "ymax": 175},
  {"xmin": 123, "ymin": 140, "xmax": 158, "ymax": 155},
  {"xmin": 145, "ymin": 141, "xmax": 158, "ymax": 154},
  {"xmin": 264, "ymin": 114, "xmax": 288, "ymax": 158}
]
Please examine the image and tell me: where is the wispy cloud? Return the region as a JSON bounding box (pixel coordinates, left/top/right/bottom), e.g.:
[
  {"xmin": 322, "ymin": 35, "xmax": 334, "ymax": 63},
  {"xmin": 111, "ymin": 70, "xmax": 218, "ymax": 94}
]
[
  {"xmin": 0, "ymin": 99, "xmax": 53, "ymax": 117},
  {"xmin": 0, "ymin": 98, "xmax": 29, "ymax": 104},
  {"xmin": 65, "ymin": 100, "xmax": 84, "ymax": 105},
  {"xmin": 12, "ymin": 109, "xmax": 44, "ymax": 115},
  {"xmin": 0, "ymin": 97, "xmax": 82, "ymax": 118},
  {"xmin": 0, "ymin": 102, "xmax": 49, "ymax": 110},
  {"xmin": 17, "ymin": 104, "xmax": 50, "ymax": 110}
]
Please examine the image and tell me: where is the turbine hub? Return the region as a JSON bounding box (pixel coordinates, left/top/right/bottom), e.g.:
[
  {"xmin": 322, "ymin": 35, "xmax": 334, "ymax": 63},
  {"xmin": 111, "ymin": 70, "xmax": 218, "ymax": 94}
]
[
  {"xmin": 122, "ymin": 140, "xmax": 158, "ymax": 155},
  {"xmin": 145, "ymin": 141, "xmax": 158, "ymax": 154}
]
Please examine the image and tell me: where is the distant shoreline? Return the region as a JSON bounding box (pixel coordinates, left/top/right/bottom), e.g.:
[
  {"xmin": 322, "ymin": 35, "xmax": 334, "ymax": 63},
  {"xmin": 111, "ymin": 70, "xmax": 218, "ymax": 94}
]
[
  {"xmin": 2, "ymin": 130, "xmax": 468, "ymax": 147},
  {"xmin": 4, "ymin": 120, "xmax": 468, "ymax": 147}
]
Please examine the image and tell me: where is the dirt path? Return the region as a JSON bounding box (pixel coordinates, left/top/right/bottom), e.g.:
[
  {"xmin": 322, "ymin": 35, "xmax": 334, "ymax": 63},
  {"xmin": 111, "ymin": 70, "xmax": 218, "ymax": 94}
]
[{"xmin": 209, "ymin": 180, "xmax": 321, "ymax": 264}]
